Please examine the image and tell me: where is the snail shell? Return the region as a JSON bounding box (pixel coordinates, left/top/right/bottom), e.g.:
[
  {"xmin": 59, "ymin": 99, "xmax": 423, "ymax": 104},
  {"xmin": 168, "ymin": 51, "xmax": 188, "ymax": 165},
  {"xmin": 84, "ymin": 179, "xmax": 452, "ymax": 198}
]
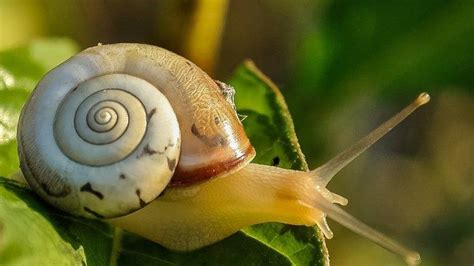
[{"xmin": 18, "ymin": 43, "xmax": 255, "ymax": 218}]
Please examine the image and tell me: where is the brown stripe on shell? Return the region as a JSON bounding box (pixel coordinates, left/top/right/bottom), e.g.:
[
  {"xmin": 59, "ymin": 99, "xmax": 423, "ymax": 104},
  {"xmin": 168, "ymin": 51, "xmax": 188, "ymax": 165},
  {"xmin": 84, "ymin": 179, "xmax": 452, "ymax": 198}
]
[
  {"xmin": 80, "ymin": 182, "xmax": 104, "ymax": 199},
  {"xmin": 169, "ymin": 144, "xmax": 256, "ymax": 187}
]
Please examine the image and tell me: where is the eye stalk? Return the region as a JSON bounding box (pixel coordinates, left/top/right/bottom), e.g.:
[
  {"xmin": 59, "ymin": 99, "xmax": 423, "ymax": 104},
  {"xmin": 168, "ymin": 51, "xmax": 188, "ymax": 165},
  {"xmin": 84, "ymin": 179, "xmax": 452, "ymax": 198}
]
[
  {"xmin": 313, "ymin": 92, "xmax": 430, "ymax": 186},
  {"xmin": 311, "ymin": 92, "xmax": 429, "ymax": 264}
]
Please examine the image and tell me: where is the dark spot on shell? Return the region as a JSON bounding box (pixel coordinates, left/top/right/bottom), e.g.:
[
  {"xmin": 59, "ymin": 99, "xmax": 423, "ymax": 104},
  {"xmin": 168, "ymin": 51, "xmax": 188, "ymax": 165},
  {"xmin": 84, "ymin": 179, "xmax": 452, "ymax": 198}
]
[
  {"xmin": 167, "ymin": 157, "xmax": 177, "ymax": 171},
  {"xmin": 145, "ymin": 144, "xmax": 157, "ymax": 154},
  {"xmin": 214, "ymin": 117, "xmax": 220, "ymax": 125},
  {"xmin": 119, "ymin": 174, "xmax": 126, "ymax": 180},
  {"xmin": 136, "ymin": 189, "xmax": 146, "ymax": 208},
  {"xmin": 216, "ymin": 137, "xmax": 226, "ymax": 146},
  {"xmin": 191, "ymin": 124, "xmax": 199, "ymax": 136},
  {"xmin": 40, "ymin": 182, "xmax": 70, "ymax": 198},
  {"xmin": 72, "ymin": 87, "xmax": 78, "ymax": 92},
  {"xmin": 84, "ymin": 207, "xmax": 105, "ymax": 219},
  {"xmin": 185, "ymin": 60, "xmax": 192, "ymax": 67},
  {"xmin": 164, "ymin": 141, "xmax": 175, "ymax": 151},
  {"xmin": 191, "ymin": 123, "xmax": 227, "ymax": 147},
  {"xmin": 80, "ymin": 183, "xmax": 104, "ymax": 199},
  {"xmin": 138, "ymin": 142, "xmax": 177, "ymax": 158},
  {"xmin": 147, "ymin": 108, "xmax": 157, "ymax": 122},
  {"xmin": 272, "ymin": 156, "xmax": 280, "ymax": 166},
  {"xmin": 142, "ymin": 144, "xmax": 157, "ymax": 156}
]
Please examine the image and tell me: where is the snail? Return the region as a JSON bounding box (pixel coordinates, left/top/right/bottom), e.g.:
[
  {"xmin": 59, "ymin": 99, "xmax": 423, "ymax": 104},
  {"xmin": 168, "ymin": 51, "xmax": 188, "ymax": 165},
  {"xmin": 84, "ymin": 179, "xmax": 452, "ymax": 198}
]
[{"xmin": 17, "ymin": 43, "xmax": 429, "ymax": 264}]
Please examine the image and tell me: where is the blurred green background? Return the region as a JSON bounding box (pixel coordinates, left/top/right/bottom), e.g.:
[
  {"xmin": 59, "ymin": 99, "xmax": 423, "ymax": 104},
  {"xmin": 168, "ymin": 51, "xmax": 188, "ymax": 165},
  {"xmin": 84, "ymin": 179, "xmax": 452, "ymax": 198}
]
[{"xmin": 0, "ymin": 0, "xmax": 472, "ymax": 265}]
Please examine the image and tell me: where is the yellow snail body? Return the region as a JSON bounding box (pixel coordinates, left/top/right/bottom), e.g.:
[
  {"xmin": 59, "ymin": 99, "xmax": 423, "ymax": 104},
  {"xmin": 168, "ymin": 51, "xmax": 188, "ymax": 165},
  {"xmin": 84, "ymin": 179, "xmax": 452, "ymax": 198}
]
[{"xmin": 17, "ymin": 43, "xmax": 429, "ymax": 264}]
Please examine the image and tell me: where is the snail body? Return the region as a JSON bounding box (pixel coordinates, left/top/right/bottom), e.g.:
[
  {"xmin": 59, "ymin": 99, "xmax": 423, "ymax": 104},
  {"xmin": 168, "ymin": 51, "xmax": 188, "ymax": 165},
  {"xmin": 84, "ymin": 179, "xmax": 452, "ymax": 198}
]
[{"xmin": 17, "ymin": 43, "xmax": 428, "ymax": 264}]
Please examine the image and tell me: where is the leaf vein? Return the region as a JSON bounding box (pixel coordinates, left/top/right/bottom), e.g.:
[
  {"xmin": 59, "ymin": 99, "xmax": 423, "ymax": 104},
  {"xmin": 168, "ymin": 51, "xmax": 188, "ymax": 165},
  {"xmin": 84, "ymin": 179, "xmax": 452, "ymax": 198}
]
[{"xmin": 241, "ymin": 230, "xmax": 294, "ymax": 265}]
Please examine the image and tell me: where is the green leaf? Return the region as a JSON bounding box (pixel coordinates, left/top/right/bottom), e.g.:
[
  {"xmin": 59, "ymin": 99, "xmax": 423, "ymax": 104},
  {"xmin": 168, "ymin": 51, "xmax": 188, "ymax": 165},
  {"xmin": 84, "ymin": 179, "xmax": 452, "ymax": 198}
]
[
  {"xmin": 0, "ymin": 178, "xmax": 114, "ymax": 265},
  {"xmin": 0, "ymin": 40, "xmax": 328, "ymax": 265},
  {"xmin": 230, "ymin": 61, "xmax": 328, "ymax": 265}
]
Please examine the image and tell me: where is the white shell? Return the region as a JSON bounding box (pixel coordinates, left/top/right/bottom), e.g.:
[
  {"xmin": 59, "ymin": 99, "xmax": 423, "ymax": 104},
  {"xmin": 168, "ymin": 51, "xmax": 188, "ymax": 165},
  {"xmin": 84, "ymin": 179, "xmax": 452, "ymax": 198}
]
[
  {"xmin": 18, "ymin": 69, "xmax": 181, "ymax": 218},
  {"xmin": 17, "ymin": 43, "xmax": 255, "ymax": 218}
]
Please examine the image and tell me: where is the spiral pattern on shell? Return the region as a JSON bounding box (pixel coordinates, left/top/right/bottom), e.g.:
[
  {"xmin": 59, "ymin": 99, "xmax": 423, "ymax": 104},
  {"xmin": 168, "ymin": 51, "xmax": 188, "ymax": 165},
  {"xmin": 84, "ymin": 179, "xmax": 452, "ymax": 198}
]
[
  {"xmin": 55, "ymin": 76, "xmax": 150, "ymax": 166},
  {"xmin": 18, "ymin": 43, "xmax": 255, "ymax": 219},
  {"xmin": 19, "ymin": 72, "xmax": 181, "ymax": 218}
]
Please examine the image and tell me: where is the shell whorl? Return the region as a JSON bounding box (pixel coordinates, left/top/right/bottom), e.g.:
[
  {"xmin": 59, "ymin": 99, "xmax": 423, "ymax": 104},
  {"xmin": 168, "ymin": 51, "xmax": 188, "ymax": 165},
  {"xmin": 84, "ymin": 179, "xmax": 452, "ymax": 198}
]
[
  {"xmin": 19, "ymin": 72, "xmax": 181, "ymax": 218},
  {"xmin": 55, "ymin": 77, "xmax": 150, "ymax": 166}
]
